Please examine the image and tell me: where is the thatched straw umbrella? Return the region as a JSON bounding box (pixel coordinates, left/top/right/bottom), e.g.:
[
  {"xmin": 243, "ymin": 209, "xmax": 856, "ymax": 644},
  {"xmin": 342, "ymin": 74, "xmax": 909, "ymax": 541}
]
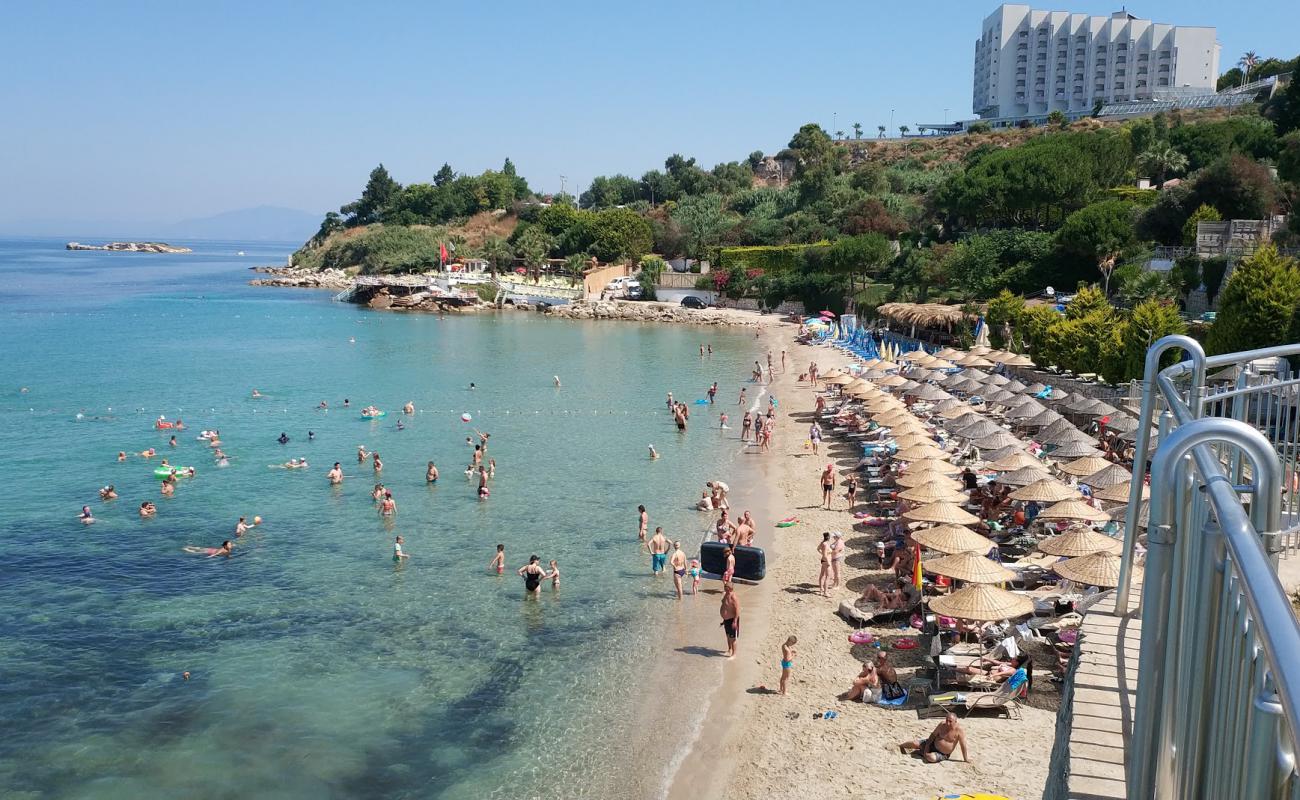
[
  {"xmin": 1052, "ymin": 551, "xmax": 1127, "ymax": 587},
  {"xmin": 903, "ymin": 458, "xmax": 962, "ymax": 475},
  {"xmin": 1024, "ymin": 383, "xmax": 1047, "ymax": 394},
  {"xmin": 879, "ymin": 375, "xmax": 909, "ymax": 388},
  {"xmin": 926, "ymin": 552, "xmax": 1015, "ymax": 584},
  {"xmin": 1046, "ymin": 440, "xmax": 1104, "ymax": 460},
  {"xmin": 1003, "ymin": 380, "xmax": 1028, "ymax": 393},
  {"xmin": 951, "ymin": 378, "xmax": 986, "ymax": 394},
  {"xmin": 984, "ymin": 389, "xmax": 1021, "ymax": 406},
  {"xmin": 1040, "ymin": 388, "xmax": 1070, "ymax": 401},
  {"xmin": 1093, "ymin": 480, "xmax": 1149, "ymax": 503},
  {"xmin": 1102, "ymin": 414, "xmax": 1138, "ymax": 433},
  {"xmin": 896, "ymin": 470, "xmax": 963, "ymax": 489},
  {"xmin": 955, "ymin": 418, "xmax": 1002, "ymax": 439},
  {"xmin": 1082, "ymin": 464, "xmax": 1132, "ymax": 488},
  {"xmin": 898, "ymin": 482, "xmax": 970, "ymax": 504},
  {"xmin": 957, "ymin": 354, "xmax": 996, "ymax": 368},
  {"xmin": 1040, "ymin": 524, "xmax": 1123, "ymax": 557},
  {"xmin": 1010, "ymin": 479, "xmax": 1081, "ymax": 503},
  {"xmin": 893, "ymin": 434, "xmax": 939, "ymax": 450},
  {"xmin": 987, "ymin": 451, "xmax": 1042, "ymax": 471},
  {"xmin": 1003, "ymin": 354, "xmax": 1035, "ymax": 368},
  {"xmin": 936, "ymin": 347, "xmax": 964, "ymax": 359},
  {"xmin": 1058, "ymin": 455, "xmax": 1114, "ymax": 477},
  {"xmin": 902, "ymin": 502, "xmax": 980, "ymax": 526},
  {"xmin": 1005, "ymin": 400, "xmax": 1049, "ymax": 421},
  {"xmin": 939, "ymin": 404, "xmax": 977, "ymax": 420},
  {"xmin": 894, "ymin": 444, "xmax": 952, "ymax": 461},
  {"xmin": 972, "ymin": 430, "xmax": 1022, "ymax": 450},
  {"xmin": 1019, "ymin": 409, "xmax": 1064, "ymax": 428},
  {"xmin": 996, "ymin": 464, "xmax": 1055, "ymax": 487},
  {"xmin": 911, "ymin": 385, "xmax": 953, "ymax": 402},
  {"xmin": 1088, "ymin": 401, "xmax": 1119, "ymax": 418},
  {"xmin": 1037, "ymin": 499, "xmax": 1110, "ymax": 522},
  {"xmin": 1041, "ymin": 427, "xmax": 1099, "ymax": 447},
  {"xmin": 826, "ymin": 374, "xmax": 856, "ymax": 386},
  {"xmin": 822, "ymin": 369, "xmax": 846, "ymax": 379},
  {"xmin": 958, "ymin": 368, "xmax": 991, "ymax": 382},
  {"xmin": 985, "ymin": 373, "xmax": 1011, "ymax": 387},
  {"xmin": 913, "ymin": 524, "xmax": 995, "ymax": 555},
  {"xmin": 929, "ymin": 584, "xmax": 1034, "ymax": 621}
]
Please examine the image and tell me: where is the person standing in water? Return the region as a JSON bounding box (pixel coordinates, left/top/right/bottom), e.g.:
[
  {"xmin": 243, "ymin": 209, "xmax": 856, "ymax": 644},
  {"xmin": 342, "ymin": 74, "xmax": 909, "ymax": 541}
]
[
  {"xmin": 637, "ymin": 505, "xmax": 648, "ymax": 543},
  {"xmin": 235, "ymin": 517, "xmax": 249, "ymax": 537},
  {"xmin": 720, "ymin": 583, "xmax": 740, "ymax": 659},
  {"xmin": 669, "ymin": 541, "xmax": 687, "ymax": 599},
  {"xmin": 737, "ymin": 387, "xmax": 746, "ymax": 407},
  {"xmin": 707, "ymin": 382, "xmax": 718, "ymax": 404},
  {"xmin": 477, "ymin": 467, "xmax": 490, "ymax": 499},
  {"xmin": 426, "ymin": 461, "xmax": 439, "ymax": 483},
  {"xmin": 393, "ymin": 535, "xmax": 410, "ymax": 562},
  {"xmin": 328, "ymin": 462, "xmax": 343, "ymax": 485},
  {"xmin": 518, "ymin": 555, "xmax": 546, "ymax": 595},
  {"xmin": 647, "ymin": 526, "xmax": 670, "ymax": 575},
  {"xmin": 546, "ymin": 560, "xmax": 561, "ymax": 589},
  {"xmin": 490, "ymin": 544, "xmax": 506, "ymax": 575}
]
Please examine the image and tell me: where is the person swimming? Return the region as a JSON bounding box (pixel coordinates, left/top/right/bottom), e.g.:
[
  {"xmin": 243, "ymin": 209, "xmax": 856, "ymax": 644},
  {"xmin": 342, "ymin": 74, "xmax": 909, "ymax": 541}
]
[
  {"xmin": 648, "ymin": 444, "xmax": 660, "ymax": 460},
  {"xmin": 395, "ymin": 419, "xmax": 405, "ymax": 431},
  {"xmin": 79, "ymin": 506, "xmax": 95, "ymax": 524},
  {"xmin": 183, "ymin": 540, "xmax": 233, "ymax": 558},
  {"xmin": 277, "ymin": 432, "xmax": 289, "ymax": 445},
  {"xmin": 426, "ymin": 462, "xmax": 439, "ymax": 483},
  {"xmin": 139, "ymin": 501, "xmax": 156, "ymax": 518},
  {"xmin": 99, "ymin": 485, "xmax": 117, "ymax": 500},
  {"xmin": 251, "ymin": 389, "xmax": 262, "ymax": 398}
]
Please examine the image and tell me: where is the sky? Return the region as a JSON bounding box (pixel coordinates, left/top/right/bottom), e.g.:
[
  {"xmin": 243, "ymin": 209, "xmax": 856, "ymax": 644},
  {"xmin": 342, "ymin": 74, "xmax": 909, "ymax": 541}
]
[{"xmin": 2, "ymin": 0, "xmax": 1296, "ymax": 231}]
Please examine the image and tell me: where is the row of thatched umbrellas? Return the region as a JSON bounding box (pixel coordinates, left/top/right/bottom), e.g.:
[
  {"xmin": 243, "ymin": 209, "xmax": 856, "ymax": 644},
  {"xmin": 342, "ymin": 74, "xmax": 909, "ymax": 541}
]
[{"xmin": 821, "ymin": 347, "xmax": 1143, "ymax": 622}]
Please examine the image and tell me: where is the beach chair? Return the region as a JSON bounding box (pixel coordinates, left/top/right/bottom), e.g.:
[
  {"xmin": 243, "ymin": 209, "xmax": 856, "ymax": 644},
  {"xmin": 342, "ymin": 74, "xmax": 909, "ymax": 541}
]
[{"xmin": 922, "ymin": 678, "xmax": 1027, "ymax": 719}]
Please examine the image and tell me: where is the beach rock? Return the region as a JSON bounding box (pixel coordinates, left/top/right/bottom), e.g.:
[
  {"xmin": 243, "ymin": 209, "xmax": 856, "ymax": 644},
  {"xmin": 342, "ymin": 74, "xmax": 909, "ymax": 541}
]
[
  {"xmin": 248, "ymin": 267, "xmax": 351, "ymax": 290},
  {"xmin": 66, "ymin": 241, "xmax": 192, "ymax": 253},
  {"xmin": 541, "ymin": 300, "xmax": 757, "ymax": 326}
]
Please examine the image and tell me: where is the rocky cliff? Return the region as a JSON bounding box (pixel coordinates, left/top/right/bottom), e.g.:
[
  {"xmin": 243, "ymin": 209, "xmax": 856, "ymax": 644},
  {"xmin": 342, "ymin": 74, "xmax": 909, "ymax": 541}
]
[{"xmin": 66, "ymin": 241, "xmax": 193, "ymax": 253}]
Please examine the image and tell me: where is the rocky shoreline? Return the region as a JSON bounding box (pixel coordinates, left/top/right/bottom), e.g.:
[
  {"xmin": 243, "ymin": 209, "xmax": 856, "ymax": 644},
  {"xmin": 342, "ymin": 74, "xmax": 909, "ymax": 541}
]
[
  {"xmin": 541, "ymin": 299, "xmax": 759, "ymax": 326},
  {"xmin": 248, "ymin": 266, "xmax": 352, "ymax": 289},
  {"xmin": 66, "ymin": 241, "xmax": 192, "ymax": 253}
]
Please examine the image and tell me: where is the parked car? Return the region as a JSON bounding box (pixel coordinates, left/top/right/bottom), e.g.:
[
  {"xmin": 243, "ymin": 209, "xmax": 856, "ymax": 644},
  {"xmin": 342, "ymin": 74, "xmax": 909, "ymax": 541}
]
[
  {"xmin": 680, "ymin": 295, "xmax": 710, "ymax": 309},
  {"xmin": 626, "ymin": 282, "xmax": 645, "ymax": 300}
]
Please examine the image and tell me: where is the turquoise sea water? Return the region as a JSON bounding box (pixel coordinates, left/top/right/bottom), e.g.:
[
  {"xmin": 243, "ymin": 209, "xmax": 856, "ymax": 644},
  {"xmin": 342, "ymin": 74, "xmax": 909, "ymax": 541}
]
[{"xmin": 0, "ymin": 238, "xmax": 758, "ymax": 799}]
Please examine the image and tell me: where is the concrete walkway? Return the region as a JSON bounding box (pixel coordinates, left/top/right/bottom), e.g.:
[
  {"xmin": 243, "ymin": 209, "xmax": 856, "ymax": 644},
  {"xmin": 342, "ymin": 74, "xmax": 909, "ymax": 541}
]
[{"xmin": 1062, "ymin": 592, "xmax": 1141, "ymax": 800}]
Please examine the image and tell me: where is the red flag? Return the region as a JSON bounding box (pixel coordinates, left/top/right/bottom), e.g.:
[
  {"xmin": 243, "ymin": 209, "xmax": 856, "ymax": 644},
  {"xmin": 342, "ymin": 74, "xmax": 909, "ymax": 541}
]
[{"xmin": 439, "ymin": 242, "xmax": 448, "ymax": 266}]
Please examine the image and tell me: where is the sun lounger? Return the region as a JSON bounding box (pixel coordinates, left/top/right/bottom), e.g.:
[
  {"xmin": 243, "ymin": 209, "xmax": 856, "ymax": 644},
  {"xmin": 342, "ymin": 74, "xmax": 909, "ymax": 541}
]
[
  {"xmin": 837, "ymin": 599, "xmax": 914, "ymax": 625},
  {"xmin": 923, "ymin": 679, "xmax": 1027, "ymax": 718}
]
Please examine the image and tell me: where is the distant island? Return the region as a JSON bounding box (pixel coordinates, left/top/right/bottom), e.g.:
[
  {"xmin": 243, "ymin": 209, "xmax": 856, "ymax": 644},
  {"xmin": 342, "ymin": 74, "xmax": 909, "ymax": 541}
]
[{"xmin": 66, "ymin": 241, "xmax": 192, "ymax": 253}]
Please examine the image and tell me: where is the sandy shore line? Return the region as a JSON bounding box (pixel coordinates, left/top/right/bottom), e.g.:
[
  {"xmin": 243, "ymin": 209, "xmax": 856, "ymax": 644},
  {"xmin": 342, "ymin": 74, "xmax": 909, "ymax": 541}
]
[{"xmin": 667, "ymin": 327, "xmax": 1058, "ymax": 800}]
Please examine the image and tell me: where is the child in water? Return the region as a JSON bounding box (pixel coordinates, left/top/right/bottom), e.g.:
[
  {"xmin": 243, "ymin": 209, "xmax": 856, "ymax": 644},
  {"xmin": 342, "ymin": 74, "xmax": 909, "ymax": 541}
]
[
  {"xmin": 779, "ymin": 636, "xmax": 798, "ymax": 695},
  {"xmin": 490, "ymin": 544, "xmax": 505, "ymax": 575},
  {"xmin": 689, "ymin": 559, "xmax": 702, "ymax": 594},
  {"xmin": 547, "ymin": 559, "xmax": 560, "ymax": 589}
]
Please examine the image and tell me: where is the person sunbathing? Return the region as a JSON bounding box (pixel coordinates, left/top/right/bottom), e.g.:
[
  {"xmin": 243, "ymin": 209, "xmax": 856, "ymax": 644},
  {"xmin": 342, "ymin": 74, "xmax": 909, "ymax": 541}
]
[
  {"xmin": 862, "ymin": 579, "xmax": 912, "ymax": 609},
  {"xmin": 956, "ymin": 652, "xmax": 1029, "ymax": 683},
  {"xmin": 837, "ymin": 660, "xmax": 881, "ymax": 702}
]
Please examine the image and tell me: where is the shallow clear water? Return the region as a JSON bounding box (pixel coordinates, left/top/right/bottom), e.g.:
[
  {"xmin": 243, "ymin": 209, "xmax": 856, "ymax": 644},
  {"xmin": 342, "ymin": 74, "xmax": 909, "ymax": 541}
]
[{"xmin": 0, "ymin": 238, "xmax": 758, "ymax": 799}]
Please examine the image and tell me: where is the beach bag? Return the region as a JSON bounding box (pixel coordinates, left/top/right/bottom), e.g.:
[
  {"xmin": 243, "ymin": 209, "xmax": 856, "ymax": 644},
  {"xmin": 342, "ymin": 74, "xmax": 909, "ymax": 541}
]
[{"xmin": 881, "ymin": 680, "xmax": 905, "ymax": 702}]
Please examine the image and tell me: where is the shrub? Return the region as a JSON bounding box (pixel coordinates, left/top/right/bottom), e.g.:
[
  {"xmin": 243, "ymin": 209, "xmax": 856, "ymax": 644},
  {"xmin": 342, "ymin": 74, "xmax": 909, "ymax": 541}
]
[{"xmin": 1207, "ymin": 245, "xmax": 1300, "ymax": 354}]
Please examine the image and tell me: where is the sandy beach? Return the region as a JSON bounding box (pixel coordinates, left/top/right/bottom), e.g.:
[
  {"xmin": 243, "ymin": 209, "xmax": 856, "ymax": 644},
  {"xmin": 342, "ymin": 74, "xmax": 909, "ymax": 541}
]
[{"xmin": 669, "ymin": 324, "xmax": 1058, "ymax": 800}]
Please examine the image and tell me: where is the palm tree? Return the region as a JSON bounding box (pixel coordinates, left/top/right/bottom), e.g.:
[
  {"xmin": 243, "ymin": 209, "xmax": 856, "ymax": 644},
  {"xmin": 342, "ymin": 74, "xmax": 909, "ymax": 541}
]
[
  {"xmin": 1097, "ymin": 251, "xmax": 1120, "ymax": 298},
  {"xmin": 1136, "ymin": 144, "xmax": 1189, "ymax": 187},
  {"xmin": 852, "ymin": 122, "xmax": 863, "ymax": 139},
  {"xmin": 877, "ymin": 125, "xmax": 886, "ymax": 138},
  {"xmin": 899, "ymin": 125, "xmax": 910, "ymax": 137},
  {"xmin": 835, "ymin": 129, "xmax": 846, "ymax": 140},
  {"xmin": 1239, "ymin": 51, "xmax": 1259, "ymax": 86},
  {"xmin": 481, "ymin": 235, "xmax": 513, "ymax": 277}
]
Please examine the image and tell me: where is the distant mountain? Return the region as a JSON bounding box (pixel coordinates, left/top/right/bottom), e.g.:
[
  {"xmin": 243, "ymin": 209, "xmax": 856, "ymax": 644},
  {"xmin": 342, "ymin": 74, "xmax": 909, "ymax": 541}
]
[{"xmin": 160, "ymin": 206, "xmax": 321, "ymax": 242}]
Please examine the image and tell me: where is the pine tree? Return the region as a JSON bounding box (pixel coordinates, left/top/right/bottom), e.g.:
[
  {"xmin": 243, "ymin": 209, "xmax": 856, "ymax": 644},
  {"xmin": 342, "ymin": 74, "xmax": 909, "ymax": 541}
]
[{"xmin": 1206, "ymin": 245, "xmax": 1300, "ymax": 355}]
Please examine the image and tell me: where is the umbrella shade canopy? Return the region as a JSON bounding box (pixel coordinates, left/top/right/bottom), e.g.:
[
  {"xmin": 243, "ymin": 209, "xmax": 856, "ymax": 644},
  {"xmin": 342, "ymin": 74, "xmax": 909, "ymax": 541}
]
[
  {"xmin": 826, "ymin": 374, "xmax": 856, "ymax": 385},
  {"xmin": 842, "ymin": 379, "xmax": 871, "ymax": 393},
  {"xmin": 879, "ymin": 375, "xmax": 910, "ymax": 387},
  {"xmin": 1038, "ymin": 419, "xmax": 1078, "ymax": 439},
  {"xmin": 889, "ymin": 423, "xmax": 931, "ymax": 437},
  {"xmin": 934, "ymin": 398, "xmax": 966, "ymax": 413},
  {"xmin": 1042, "ymin": 388, "xmax": 1070, "ymax": 401},
  {"xmin": 1041, "ymin": 427, "xmax": 1099, "ymax": 446},
  {"xmin": 1024, "ymin": 383, "xmax": 1047, "ymax": 394},
  {"xmin": 984, "ymin": 390, "xmax": 1020, "ymax": 405},
  {"xmin": 1067, "ymin": 396, "xmax": 1106, "ymax": 413},
  {"xmin": 985, "ymin": 373, "xmax": 1011, "ymax": 386},
  {"xmin": 1058, "ymin": 455, "xmax": 1114, "ymax": 477},
  {"xmin": 987, "ymin": 451, "xmax": 1042, "ymax": 471},
  {"xmin": 912, "ymin": 524, "xmax": 995, "ymax": 555},
  {"xmin": 1040, "ymin": 524, "xmax": 1123, "ymax": 557},
  {"xmin": 898, "ymin": 482, "xmax": 971, "ymax": 504},
  {"xmin": 951, "ymin": 378, "xmax": 986, "ymax": 393},
  {"xmin": 943, "ymin": 411, "xmax": 984, "ymax": 430},
  {"xmin": 873, "ymin": 410, "xmax": 912, "ymax": 424},
  {"xmin": 846, "ymin": 387, "xmax": 880, "ymax": 399},
  {"xmin": 894, "ymin": 445, "xmax": 952, "ymax": 461},
  {"xmin": 891, "ymin": 380, "xmax": 922, "ymax": 394},
  {"xmin": 972, "ymin": 431, "xmax": 1022, "ymax": 450},
  {"xmin": 958, "ymin": 354, "xmax": 996, "ymax": 368},
  {"xmin": 983, "ymin": 444, "xmax": 1029, "ymax": 462},
  {"xmin": 1052, "ymin": 551, "xmax": 1126, "ymax": 588},
  {"xmin": 969, "ymin": 345, "xmax": 993, "ymax": 355},
  {"xmin": 1082, "ymin": 464, "xmax": 1132, "ymax": 488},
  {"xmin": 940, "ymin": 404, "xmax": 978, "ymax": 420},
  {"xmin": 936, "ymin": 347, "xmax": 964, "ymax": 359},
  {"xmin": 996, "ymin": 464, "xmax": 1055, "ymax": 487},
  {"xmin": 893, "ymin": 434, "xmax": 938, "ymax": 449},
  {"xmin": 896, "ymin": 470, "xmax": 964, "ymax": 489},
  {"xmin": 1093, "ymin": 480, "xmax": 1150, "ymax": 502},
  {"xmin": 902, "ymin": 502, "xmax": 981, "ymax": 526},
  {"xmin": 1020, "ymin": 409, "xmax": 1065, "ymax": 428},
  {"xmin": 1046, "ymin": 440, "xmax": 1104, "ymax": 460},
  {"xmin": 911, "ymin": 385, "xmax": 952, "ymax": 402},
  {"xmin": 1101, "ymin": 414, "xmax": 1138, "ymax": 433},
  {"xmin": 955, "ymin": 418, "xmax": 1002, "ymax": 439},
  {"xmin": 1037, "ymin": 498, "xmax": 1110, "ymax": 521},
  {"xmin": 926, "ymin": 552, "xmax": 1015, "ymax": 584},
  {"xmin": 1010, "ymin": 479, "xmax": 1081, "ymax": 503},
  {"xmin": 874, "ymin": 361, "xmax": 901, "ymax": 372},
  {"xmin": 929, "ymin": 584, "xmax": 1034, "ymax": 622},
  {"xmin": 902, "ymin": 350, "xmax": 930, "ymax": 362},
  {"xmin": 1089, "ymin": 401, "xmax": 1119, "ymax": 417},
  {"xmin": 821, "ymin": 369, "xmax": 846, "ymax": 379},
  {"xmin": 1003, "ymin": 380, "xmax": 1028, "ymax": 393},
  {"xmin": 957, "ymin": 368, "xmax": 991, "ymax": 382},
  {"xmin": 1003, "ymin": 355, "xmax": 1035, "ymax": 367},
  {"xmin": 903, "ymin": 459, "xmax": 962, "ymax": 475}
]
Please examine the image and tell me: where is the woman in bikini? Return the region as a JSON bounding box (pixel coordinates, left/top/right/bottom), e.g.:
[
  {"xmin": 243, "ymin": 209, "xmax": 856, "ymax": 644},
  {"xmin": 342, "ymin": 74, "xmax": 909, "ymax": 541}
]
[{"xmin": 817, "ymin": 532, "xmax": 832, "ymax": 596}]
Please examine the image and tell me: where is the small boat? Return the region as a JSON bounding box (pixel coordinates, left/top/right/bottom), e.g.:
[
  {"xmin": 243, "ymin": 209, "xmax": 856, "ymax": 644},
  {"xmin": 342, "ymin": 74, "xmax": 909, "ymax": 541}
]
[{"xmin": 236, "ymin": 251, "xmax": 246, "ymax": 256}]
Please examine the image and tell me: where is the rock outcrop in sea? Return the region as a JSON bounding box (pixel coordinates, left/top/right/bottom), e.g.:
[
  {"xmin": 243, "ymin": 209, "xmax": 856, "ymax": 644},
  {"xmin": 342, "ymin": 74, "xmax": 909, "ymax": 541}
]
[
  {"xmin": 248, "ymin": 266, "xmax": 352, "ymax": 290},
  {"xmin": 541, "ymin": 299, "xmax": 757, "ymax": 326},
  {"xmin": 65, "ymin": 241, "xmax": 192, "ymax": 253}
]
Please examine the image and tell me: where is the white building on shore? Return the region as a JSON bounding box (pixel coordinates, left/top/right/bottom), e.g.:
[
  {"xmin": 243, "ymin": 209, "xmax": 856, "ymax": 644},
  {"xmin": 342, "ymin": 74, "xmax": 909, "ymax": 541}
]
[{"xmin": 972, "ymin": 4, "xmax": 1219, "ymax": 125}]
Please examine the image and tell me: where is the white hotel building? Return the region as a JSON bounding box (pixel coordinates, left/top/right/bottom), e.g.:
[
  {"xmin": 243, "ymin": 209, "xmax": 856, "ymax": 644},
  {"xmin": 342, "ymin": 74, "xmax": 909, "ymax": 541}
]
[{"xmin": 972, "ymin": 4, "xmax": 1220, "ymax": 124}]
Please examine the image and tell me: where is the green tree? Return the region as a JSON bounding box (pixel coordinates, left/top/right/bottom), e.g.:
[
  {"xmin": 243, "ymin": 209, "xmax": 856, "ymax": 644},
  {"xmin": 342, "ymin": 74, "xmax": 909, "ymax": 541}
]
[
  {"xmin": 1267, "ymin": 68, "xmax": 1300, "ymax": 134},
  {"xmin": 1065, "ymin": 284, "xmax": 1111, "ymax": 319},
  {"xmin": 1277, "ymin": 131, "xmax": 1300, "ymax": 184},
  {"xmin": 825, "ymin": 233, "xmax": 893, "ymax": 295},
  {"xmin": 1202, "ymin": 257, "xmax": 1230, "ymax": 305},
  {"xmin": 852, "ymin": 122, "xmax": 863, "ymax": 139},
  {"xmin": 1239, "ymin": 51, "xmax": 1260, "ymax": 85},
  {"xmin": 311, "ymin": 211, "xmax": 344, "ymax": 245},
  {"xmin": 340, "ymin": 164, "xmax": 402, "ymax": 226},
  {"xmin": 672, "ymin": 194, "xmax": 736, "ymax": 262},
  {"xmin": 1168, "ymin": 116, "xmax": 1278, "ymax": 172},
  {"xmin": 986, "ymin": 290, "xmax": 1027, "ymax": 348},
  {"xmin": 899, "ymin": 125, "xmax": 910, "ymax": 137},
  {"xmin": 434, "ymin": 163, "xmax": 455, "ymax": 187},
  {"xmin": 513, "ymin": 226, "xmax": 556, "ymax": 273},
  {"xmin": 1182, "ymin": 203, "xmax": 1222, "ymax": 246},
  {"xmin": 877, "ymin": 125, "xmax": 886, "ymax": 138},
  {"xmin": 481, "ymin": 235, "xmax": 514, "ymax": 277},
  {"xmin": 1047, "ymin": 110, "xmax": 1067, "ymax": 127},
  {"xmin": 588, "ymin": 208, "xmax": 653, "ymax": 263},
  {"xmin": 1206, "ymin": 245, "xmax": 1300, "ymax": 354},
  {"xmin": 943, "ymin": 230, "xmax": 1053, "ymax": 298},
  {"xmin": 1052, "ymin": 200, "xmax": 1137, "ymax": 289},
  {"xmin": 1136, "ymin": 144, "xmax": 1188, "ymax": 186},
  {"xmin": 581, "ymin": 175, "xmax": 641, "ymax": 209},
  {"xmin": 1187, "ymin": 155, "xmax": 1279, "ymax": 220}
]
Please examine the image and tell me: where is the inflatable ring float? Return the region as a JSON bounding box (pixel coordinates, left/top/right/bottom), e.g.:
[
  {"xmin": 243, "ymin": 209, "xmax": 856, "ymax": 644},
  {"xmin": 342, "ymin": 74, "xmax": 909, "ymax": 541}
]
[{"xmin": 775, "ymin": 517, "xmax": 799, "ymax": 528}]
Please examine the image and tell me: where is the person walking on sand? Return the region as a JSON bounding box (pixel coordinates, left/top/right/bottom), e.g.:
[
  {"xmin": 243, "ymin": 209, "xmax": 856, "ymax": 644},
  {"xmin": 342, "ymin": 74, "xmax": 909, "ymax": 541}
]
[
  {"xmin": 781, "ymin": 348, "xmax": 786, "ymax": 372},
  {"xmin": 328, "ymin": 462, "xmax": 343, "ymax": 485},
  {"xmin": 899, "ymin": 712, "xmax": 972, "ymax": 764},
  {"xmin": 637, "ymin": 504, "xmax": 648, "ymax": 542},
  {"xmin": 808, "ymin": 420, "xmax": 822, "ymax": 455},
  {"xmin": 845, "ymin": 473, "xmax": 858, "ymax": 510},
  {"xmin": 669, "ymin": 541, "xmax": 687, "ymax": 599},
  {"xmin": 830, "ymin": 531, "xmax": 845, "ymax": 590},
  {"xmin": 647, "ymin": 527, "xmax": 670, "ymax": 575},
  {"xmin": 720, "ymin": 582, "xmax": 740, "ymax": 659},
  {"xmin": 817, "ymin": 532, "xmax": 833, "ymax": 596},
  {"xmin": 820, "ymin": 463, "xmax": 837, "ymax": 509},
  {"xmin": 779, "ymin": 635, "xmax": 797, "ymax": 695}
]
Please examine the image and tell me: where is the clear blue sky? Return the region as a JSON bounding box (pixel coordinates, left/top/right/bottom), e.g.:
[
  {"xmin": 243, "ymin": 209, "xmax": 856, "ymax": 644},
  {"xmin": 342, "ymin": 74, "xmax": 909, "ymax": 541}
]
[{"xmin": 2, "ymin": 0, "xmax": 1295, "ymax": 229}]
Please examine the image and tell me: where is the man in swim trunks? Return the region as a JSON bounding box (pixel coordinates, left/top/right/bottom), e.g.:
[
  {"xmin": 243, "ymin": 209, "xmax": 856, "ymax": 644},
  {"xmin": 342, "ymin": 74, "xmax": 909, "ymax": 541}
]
[
  {"xmin": 899, "ymin": 712, "xmax": 971, "ymax": 764},
  {"xmin": 329, "ymin": 462, "xmax": 343, "ymax": 485},
  {"xmin": 490, "ymin": 544, "xmax": 505, "ymax": 574},
  {"xmin": 720, "ymin": 582, "xmax": 740, "ymax": 659},
  {"xmin": 669, "ymin": 541, "xmax": 687, "ymax": 598},
  {"xmin": 647, "ymin": 527, "xmax": 670, "ymax": 576}
]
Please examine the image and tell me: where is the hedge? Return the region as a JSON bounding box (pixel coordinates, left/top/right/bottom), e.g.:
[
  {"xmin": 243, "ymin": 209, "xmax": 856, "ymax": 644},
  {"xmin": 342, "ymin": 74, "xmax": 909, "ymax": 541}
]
[{"xmin": 719, "ymin": 242, "xmax": 832, "ymax": 273}]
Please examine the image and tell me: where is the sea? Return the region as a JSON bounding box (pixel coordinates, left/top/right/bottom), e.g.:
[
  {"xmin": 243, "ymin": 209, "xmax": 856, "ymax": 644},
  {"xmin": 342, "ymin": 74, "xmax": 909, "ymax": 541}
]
[{"xmin": 0, "ymin": 237, "xmax": 763, "ymax": 799}]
